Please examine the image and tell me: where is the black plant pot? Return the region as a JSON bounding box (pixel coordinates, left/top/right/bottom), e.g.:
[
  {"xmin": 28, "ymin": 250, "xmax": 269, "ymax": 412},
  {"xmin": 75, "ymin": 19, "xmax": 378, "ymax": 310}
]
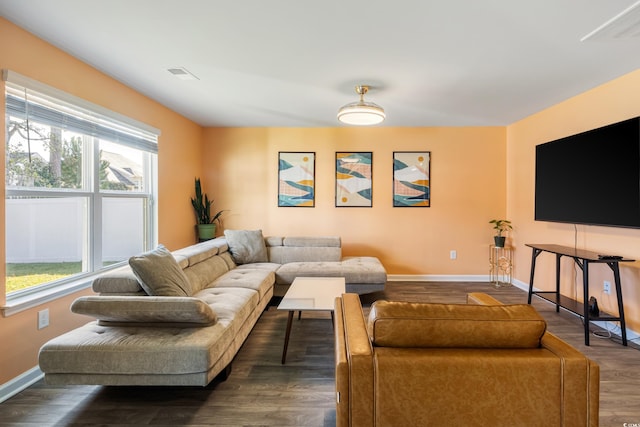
[{"xmin": 494, "ymin": 236, "xmax": 506, "ymax": 248}]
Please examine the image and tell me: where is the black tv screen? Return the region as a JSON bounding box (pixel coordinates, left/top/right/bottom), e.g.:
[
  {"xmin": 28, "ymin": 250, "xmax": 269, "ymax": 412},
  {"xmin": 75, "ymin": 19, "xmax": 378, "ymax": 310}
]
[{"xmin": 535, "ymin": 117, "xmax": 640, "ymax": 228}]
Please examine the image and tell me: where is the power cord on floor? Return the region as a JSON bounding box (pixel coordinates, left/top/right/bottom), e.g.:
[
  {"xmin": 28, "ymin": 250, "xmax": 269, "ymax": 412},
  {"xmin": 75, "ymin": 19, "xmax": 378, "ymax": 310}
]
[
  {"xmin": 581, "ymin": 318, "xmax": 616, "ymax": 340},
  {"xmin": 592, "ymin": 328, "xmax": 612, "ymax": 339},
  {"xmin": 589, "ymin": 321, "xmax": 640, "ymax": 348}
]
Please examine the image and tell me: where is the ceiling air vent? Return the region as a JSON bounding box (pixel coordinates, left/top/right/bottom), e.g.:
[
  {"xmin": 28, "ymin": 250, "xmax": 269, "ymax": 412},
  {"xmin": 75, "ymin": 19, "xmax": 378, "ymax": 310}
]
[
  {"xmin": 167, "ymin": 67, "xmax": 199, "ymax": 80},
  {"xmin": 581, "ymin": 1, "xmax": 640, "ymax": 41}
]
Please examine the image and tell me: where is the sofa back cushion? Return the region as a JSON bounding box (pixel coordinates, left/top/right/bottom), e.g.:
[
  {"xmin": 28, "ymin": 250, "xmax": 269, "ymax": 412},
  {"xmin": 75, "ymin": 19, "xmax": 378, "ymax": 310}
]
[
  {"xmin": 172, "ymin": 238, "xmax": 222, "ymax": 267},
  {"xmin": 92, "ymin": 265, "xmax": 145, "ymax": 295},
  {"xmin": 267, "ymin": 236, "xmax": 342, "ymax": 263},
  {"xmin": 71, "ymin": 296, "xmax": 217, "ymax": 326},
  {"xmin": 93, "ymin": 239, "xmax": 232, "ymax": 296},
  {"xmin": 183, "ymin": 255, "xmax": 230, "ymax": 293},
  {"xmin": 367, "ymin": 301, "xmax": 546, "ymax": 349}
]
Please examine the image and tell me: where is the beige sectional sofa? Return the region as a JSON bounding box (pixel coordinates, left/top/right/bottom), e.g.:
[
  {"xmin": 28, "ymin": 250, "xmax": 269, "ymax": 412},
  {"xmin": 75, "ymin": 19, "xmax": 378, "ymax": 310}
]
[{"xmin": 38, "ymin": 232, "xmax": 386, "ymax": 386}]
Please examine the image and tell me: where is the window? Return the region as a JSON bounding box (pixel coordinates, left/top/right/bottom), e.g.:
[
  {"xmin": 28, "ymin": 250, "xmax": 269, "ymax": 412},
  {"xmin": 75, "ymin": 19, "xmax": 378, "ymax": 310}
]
[{"xmin": 4, "ymin": 71, "xmax": 159, "ymax": 300}]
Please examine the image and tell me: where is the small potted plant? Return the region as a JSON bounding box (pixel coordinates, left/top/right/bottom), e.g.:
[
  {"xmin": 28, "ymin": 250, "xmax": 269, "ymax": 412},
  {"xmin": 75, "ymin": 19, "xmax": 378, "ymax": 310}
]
[
  {"xmin": 489, "ymin": 219, "xmax": 512, "ymax": 248},
  {"xmin": 191, "ymin": 178, "xmax": 225, "ymax": 240}
]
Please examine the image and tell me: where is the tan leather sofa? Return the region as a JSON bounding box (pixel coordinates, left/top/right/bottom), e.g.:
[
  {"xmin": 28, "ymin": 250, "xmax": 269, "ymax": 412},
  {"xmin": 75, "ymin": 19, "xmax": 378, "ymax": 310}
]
[{"xmin": 334, "ymin": 292, "xmax": 599, "ymax": 427}]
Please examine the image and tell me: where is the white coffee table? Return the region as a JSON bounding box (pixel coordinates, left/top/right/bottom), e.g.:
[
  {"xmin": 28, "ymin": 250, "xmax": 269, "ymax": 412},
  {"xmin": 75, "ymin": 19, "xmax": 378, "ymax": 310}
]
[{"xmin": 277, "ymin": 276, "xmax": 346, "ymax": 364}]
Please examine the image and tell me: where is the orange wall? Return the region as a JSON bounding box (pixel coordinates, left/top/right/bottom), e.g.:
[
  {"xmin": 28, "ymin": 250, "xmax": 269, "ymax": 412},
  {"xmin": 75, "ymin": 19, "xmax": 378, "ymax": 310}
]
[
  {"xmin": 508, "ymin": 69, "xmax": 640, "ymax": 334},
  {"xmin": 203, "ymin": 127, "xmax": 506, "ymax": 275},
  {"xmin": 0, "ymin": 18, "xmax": 202, "ymax": 383}
]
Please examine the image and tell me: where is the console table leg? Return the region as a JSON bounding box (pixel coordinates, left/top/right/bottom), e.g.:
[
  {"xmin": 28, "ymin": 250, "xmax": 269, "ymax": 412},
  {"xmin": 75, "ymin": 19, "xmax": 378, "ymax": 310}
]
[
  {"xmin": 555, "ymin": 254, "xmax": 562, "ymax": 313},
  {"xmin": 611, "ymin": 262, "xmax": 628, "ymax": 346},
  {"xmin": 583, "ymin": 260, "xmax": 590, "ymax": 346},
  {"xmin": 527, "ymin": 248, "xmax": 540, "ymax": 304}
]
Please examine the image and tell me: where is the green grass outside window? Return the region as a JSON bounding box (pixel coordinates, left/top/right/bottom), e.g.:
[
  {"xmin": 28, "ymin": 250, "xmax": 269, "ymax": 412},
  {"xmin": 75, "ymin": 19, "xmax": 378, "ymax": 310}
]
[{"xmin": 6, "ymin": 262, "xmax": 82, "ymax": 293}]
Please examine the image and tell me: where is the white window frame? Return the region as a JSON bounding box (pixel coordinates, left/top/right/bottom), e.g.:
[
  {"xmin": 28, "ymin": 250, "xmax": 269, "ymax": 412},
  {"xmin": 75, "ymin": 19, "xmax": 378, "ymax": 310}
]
[{"xmin": 2, "ymin": 70, "xmax": 159, "ymax": 315}]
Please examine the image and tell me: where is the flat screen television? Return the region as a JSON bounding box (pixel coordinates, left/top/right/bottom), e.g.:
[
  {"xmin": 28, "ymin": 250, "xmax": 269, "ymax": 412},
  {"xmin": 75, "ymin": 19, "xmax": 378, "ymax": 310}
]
[{"xmin": 535, "ymin": 117, "xmax": 640, "ymax": 228}]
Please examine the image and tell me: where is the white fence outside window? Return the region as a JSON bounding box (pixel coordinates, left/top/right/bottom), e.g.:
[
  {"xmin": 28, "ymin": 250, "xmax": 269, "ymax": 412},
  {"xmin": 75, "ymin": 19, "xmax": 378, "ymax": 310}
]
[{"xmin": 6, "ymin": 198, "xmax": 143, "ymax": 263}]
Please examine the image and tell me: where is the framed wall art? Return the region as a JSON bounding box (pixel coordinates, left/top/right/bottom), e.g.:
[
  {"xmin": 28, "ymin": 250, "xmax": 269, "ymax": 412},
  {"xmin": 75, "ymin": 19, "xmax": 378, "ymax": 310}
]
[
  {"xmin": 393, "ymin": 151, "xmax": 430, "ymax": 207},
  {"xmin": 336, "ymin": 152, "xmax": 373, "ymax": 207},
  {"xmin": 278, "ymin": 152, "xmax": 315, "ymax": 207}
]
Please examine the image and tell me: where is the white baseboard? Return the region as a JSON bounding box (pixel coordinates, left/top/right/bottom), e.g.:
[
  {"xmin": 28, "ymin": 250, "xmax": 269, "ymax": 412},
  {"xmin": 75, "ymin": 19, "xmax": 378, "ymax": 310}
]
[
  {"xmin": 387, "ymin": 274, "xmax": 490, "ymax": 282},
  {"xmin": 511, "ymin": 277, "xmax": 530, "ymax": 291},
  {"xmin": 0, "ymin": 366, "xmax": 43, "ymax": 404}
]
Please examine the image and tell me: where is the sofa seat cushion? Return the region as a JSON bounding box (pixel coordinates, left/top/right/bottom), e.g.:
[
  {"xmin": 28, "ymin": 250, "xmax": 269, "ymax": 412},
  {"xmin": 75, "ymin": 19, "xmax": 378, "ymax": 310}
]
[
  {"xmin": 275, "ymin": 261, "xmax": 336, "ymax": 284},
  {"xmin": 275, "ymin": 257, "xmax": 387, "ymax": 285},
  {"xmin": 40, "ymin": 287, "xmax": 259, "ymax": 377},
  {"xmin": 39, "ymin": 322, "xmax": 232, "ymax": 376},
  {"xmin": 209, "ymin": 269, "xmax": 275, "ymax": 300},
  {"xmin": 340, "ymin": 257, "xmax": 387, "ymax": 283},
  {"xmin": 367, "ymin": 301, "xmax": 547, "ymax": 349},
  {"xmin": 193, "ymin": 287, "xmax": 260, "ymax": 335},
  {"xmin": 71, "ymin": 296, "xmax": 217, "ymax": 327}
]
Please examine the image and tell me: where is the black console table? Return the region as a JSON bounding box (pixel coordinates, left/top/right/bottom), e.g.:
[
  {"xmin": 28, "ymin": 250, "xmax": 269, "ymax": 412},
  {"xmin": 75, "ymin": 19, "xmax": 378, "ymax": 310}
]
[{"xmin": 526, "ymin": 243, "xmax": 634, "ymax": 346}]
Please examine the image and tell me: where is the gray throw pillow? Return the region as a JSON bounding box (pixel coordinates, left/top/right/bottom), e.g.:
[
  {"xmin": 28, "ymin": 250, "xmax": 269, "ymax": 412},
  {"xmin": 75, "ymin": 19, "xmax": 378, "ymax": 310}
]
[
  {"xmin": 128, "ymin": 245, "xmax": 191, "ymax": 296},
  {"xmin": 224, "ymin": 229, "xmax": 268, "ymax": 264}
]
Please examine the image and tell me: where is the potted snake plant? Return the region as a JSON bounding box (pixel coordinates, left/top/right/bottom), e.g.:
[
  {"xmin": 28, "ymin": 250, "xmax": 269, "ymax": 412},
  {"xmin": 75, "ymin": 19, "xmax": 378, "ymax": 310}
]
[{"xmin": 191, "ymin": 178, "xmax": 224, "ymax": 240}]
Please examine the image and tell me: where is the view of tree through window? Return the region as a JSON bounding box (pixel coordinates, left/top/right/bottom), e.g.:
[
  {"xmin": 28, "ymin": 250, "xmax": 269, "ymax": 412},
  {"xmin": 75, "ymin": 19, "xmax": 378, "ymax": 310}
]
[
  {"xmin": 6, "ymin": 121, "xmax": 85, "ymax": 189},
  {"xmin": 4, "ymin": 76, "xmax": 158, "ymax": 297}
]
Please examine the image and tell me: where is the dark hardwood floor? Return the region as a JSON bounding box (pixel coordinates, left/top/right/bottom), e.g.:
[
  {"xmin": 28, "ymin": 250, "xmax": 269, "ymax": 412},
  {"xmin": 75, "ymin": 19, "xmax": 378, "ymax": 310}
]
[{"xmin": 1, "ymin": 282, "xmax": 639, "ymax": 427}]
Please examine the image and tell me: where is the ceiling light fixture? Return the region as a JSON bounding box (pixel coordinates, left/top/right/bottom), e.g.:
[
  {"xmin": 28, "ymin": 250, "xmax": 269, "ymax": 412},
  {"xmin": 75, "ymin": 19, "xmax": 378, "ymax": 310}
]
[{"xmin": 337, "ymin": 85, "xmax": 385, "ymax": 125}]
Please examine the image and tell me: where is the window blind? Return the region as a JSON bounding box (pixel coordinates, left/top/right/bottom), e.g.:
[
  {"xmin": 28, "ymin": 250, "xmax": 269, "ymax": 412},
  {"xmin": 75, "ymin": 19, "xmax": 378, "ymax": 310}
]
[{"xmin": 3, "ymin": 70, "xmax": 159, "ymax": 153}]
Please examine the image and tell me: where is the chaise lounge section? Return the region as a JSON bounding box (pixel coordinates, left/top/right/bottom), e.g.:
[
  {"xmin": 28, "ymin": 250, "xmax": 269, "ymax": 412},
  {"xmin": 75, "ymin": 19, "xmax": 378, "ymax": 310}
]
[{"xmin": 250, "ymin": 235, "xmax": 387, "ymax": 295}]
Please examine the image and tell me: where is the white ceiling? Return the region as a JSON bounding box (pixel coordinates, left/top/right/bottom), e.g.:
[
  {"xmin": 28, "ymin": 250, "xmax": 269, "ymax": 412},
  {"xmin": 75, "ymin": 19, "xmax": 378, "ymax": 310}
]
[{"xmin": 2, "ymin": 0, "xmax": 640, "ymax": 127}]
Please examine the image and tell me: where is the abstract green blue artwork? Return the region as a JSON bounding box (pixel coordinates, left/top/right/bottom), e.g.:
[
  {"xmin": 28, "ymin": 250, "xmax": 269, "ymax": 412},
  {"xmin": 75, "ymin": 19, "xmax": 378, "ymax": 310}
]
[
  {"xmin": 336, "ymin": 152, "xmax": 373, "ymax": 207},
  {"xmin": 393, "ymin": 151, "xmax": 430, "ymax": 207},
  {"xmin": 278, "ymin": 152, "xmax": 315, "ymax": 207}
]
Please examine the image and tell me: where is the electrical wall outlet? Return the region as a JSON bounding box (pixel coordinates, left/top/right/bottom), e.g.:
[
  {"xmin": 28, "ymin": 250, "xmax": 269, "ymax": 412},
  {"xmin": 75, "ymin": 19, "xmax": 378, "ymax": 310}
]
[
  {"xmin": 603, "ymin": 281, "xmax": 611, "ymax": 295},
  {"xmin": 450, "ymin": 250, "xmax": 457, "ymax": 260},
  {"xmin": 38, "ymin": 309, "xmax": 49, "ymax": 330}
]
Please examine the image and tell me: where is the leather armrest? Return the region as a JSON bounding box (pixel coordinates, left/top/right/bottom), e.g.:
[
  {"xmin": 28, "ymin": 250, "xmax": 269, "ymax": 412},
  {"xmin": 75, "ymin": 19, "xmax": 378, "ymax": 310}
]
[
  {"xmin": 336, "ymin": 293, "xmax": 374, "ymax": 427},
  {"xmin": 334, "ymin": 297, "xmax": 349, "ymax": 427},
  {"xmin": 541, "ymin": 332, "xmax": 600, "ymax": 426},
  {"xmin": 467, "ymin": 292, "xmax": 503, "ymax": 305}
]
